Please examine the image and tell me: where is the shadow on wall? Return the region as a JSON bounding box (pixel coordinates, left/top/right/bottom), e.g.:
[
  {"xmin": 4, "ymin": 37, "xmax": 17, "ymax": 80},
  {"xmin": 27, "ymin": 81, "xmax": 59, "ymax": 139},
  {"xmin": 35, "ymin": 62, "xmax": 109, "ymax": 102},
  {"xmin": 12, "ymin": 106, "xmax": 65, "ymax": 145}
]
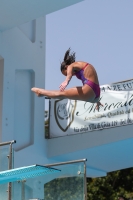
[
  {"xmin": 14, "ymin": 69, "xmax": 35, "ymax": 151},
  {"xmin": 0, "ymin": 56, "xmax": 4, "ymax": 143}
]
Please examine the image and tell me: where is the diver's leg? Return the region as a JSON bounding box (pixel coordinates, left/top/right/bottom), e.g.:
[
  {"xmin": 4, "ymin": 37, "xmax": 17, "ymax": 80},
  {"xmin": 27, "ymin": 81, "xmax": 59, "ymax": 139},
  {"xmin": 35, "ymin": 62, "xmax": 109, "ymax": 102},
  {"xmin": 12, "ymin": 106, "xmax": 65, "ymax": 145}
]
[{"xmin": 31, "ymin": 86, "xmax": 95, "ymax": 102}]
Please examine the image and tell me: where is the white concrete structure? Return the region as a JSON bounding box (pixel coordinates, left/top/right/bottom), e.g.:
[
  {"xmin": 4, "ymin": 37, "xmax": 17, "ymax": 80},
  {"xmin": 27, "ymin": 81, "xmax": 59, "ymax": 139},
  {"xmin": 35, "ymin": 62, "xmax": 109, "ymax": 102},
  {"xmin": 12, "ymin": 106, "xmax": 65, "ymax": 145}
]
[
  {"xmin": 0, "ymin": 0, "xmax": 83, "ymax": 167},
  {"xmin": 0, "ymin": 0, "xmax": 133, "ymax": 178}
]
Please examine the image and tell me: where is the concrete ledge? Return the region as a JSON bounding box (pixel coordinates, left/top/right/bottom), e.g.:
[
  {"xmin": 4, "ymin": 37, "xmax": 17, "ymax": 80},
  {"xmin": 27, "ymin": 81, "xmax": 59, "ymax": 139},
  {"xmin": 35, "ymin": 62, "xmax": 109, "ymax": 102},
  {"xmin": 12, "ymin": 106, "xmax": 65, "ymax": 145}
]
[{"xmin": 47, "ymin": 124, "xmax": 133, "ymax": 157}]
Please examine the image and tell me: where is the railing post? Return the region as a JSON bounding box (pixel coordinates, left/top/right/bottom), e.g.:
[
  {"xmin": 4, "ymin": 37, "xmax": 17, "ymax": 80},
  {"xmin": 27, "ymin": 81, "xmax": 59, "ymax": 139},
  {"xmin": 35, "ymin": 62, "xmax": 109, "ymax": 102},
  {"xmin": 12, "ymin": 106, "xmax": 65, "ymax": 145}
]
[
  {"xmin": 8, "ymin": 142, "xmax": 13, "ymax": 200},
  {"xmin": 84, "ymin": 161, "xmax": 87, "ymax": 200},
  {"xmin": 0, "ymin": 140, "xmax": 16, "ymax": 200}
]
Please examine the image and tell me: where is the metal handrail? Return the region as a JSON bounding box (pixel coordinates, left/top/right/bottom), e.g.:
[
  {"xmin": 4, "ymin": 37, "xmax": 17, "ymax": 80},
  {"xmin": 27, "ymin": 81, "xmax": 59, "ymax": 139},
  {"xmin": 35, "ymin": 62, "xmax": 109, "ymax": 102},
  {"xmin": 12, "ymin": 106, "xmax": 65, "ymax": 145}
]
[
  {"xmin": 0, "ymin": 140, "xmax": 16, "ymax": 200},
  {"xmin": 0, "ymin": 140, "xmax": 16, "ymax": 147},
  {"xmin": 44, "ymin": 158, "xmax": 87, "ymax": 200},
  {"xmin": 44, "ymin": 158, "xmax": 87, "ymax": 167}
]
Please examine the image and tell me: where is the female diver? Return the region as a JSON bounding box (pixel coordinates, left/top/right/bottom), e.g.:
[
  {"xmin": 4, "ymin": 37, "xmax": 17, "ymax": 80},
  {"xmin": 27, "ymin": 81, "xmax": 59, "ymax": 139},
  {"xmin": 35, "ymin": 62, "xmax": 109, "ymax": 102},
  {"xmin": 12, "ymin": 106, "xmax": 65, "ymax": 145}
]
[{"xmin": 31, "ymin": 48, "xmax": 103, "ymax": 110}]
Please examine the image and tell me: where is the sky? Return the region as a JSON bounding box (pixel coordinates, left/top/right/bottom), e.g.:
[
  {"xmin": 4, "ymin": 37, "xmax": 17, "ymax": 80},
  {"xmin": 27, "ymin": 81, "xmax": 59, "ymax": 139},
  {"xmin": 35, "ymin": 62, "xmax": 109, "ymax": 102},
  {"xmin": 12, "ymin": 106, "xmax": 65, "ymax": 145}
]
[{"xmin": 45, "ymin": 0, "xmax": 133, "ymax": 109}]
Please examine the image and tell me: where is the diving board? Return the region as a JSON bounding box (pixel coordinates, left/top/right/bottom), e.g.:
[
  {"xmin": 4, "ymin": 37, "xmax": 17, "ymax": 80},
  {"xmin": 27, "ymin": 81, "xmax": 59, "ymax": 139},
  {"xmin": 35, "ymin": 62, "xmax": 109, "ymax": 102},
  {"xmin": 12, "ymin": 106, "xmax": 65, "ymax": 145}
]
[{"xmin": 0, "ymin": 165, "xmax": 60, "ymax": 184}]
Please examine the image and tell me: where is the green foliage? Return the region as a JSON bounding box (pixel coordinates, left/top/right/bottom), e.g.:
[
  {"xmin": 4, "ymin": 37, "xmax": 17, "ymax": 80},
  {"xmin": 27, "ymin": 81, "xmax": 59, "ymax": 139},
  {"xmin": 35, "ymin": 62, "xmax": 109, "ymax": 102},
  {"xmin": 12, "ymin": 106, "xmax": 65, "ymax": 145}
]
[
  {"xmin": 44, "ymin": 168, "xmax": 133, "ymax": 200},
  {"xmin": 87, "ymin": 168, "xmax": 133, "ymax": 200},
  {"xmin": 44, "ymin": 177, "xmax": 84, "ymax": 200}
]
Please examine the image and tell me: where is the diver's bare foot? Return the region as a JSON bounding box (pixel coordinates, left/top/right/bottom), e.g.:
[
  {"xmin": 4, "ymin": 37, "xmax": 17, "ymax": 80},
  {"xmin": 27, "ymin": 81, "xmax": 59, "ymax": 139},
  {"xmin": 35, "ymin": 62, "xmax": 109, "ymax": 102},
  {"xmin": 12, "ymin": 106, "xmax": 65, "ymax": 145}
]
[{"xmin": 31, "ymin": 87, "xmax": 44, "ymax": 97}]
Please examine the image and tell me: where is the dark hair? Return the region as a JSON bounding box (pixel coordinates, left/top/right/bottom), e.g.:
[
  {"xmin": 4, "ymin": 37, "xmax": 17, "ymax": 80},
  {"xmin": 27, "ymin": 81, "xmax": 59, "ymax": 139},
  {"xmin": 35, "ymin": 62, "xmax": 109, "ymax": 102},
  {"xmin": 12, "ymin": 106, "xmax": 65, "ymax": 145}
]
[{"xmin": 60, "ymin": 48, "xmax": 76, "ymax": 72}]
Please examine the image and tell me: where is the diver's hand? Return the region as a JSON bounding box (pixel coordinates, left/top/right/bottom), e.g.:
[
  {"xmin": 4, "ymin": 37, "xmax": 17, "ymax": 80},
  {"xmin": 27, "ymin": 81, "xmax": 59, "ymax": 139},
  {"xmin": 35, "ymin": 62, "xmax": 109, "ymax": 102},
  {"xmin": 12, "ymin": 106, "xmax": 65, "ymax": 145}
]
[
  {"xmin": 59, "ymin": 80, "xmax": 69, "ymax": 91},
  {"xmin": 95, "ymin": 101, "xmax": 103, "ymax": 111}
]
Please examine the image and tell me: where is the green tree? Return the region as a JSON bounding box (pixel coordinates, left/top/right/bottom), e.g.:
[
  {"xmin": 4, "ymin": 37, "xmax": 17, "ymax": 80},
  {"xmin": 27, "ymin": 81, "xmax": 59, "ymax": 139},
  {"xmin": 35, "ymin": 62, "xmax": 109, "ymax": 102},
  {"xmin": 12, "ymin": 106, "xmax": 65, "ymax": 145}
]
[
  {"xmin": 87, "ymin": 168, "xmax": 133, "ymax": 200},
  {"xmin": 44, "ymin": 177, "xmax": 84, "ymax": 200}
]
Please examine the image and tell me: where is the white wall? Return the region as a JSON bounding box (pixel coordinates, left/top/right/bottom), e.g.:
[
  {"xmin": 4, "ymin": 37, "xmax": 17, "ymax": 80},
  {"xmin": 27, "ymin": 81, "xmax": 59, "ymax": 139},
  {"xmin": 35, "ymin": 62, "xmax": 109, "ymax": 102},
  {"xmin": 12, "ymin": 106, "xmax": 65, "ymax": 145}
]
[{"xmin": 0, "ymin": 17, "xmax": 50, "ymax": 168}]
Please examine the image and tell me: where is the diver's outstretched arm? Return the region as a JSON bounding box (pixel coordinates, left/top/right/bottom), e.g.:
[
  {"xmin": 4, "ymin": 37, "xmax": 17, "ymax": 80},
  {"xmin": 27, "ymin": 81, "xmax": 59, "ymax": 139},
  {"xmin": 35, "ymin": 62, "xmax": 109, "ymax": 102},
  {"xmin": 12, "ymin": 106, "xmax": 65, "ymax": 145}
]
[{"xmin": 59, "ymin": 64, "xmax": 75, "ymax": 91}]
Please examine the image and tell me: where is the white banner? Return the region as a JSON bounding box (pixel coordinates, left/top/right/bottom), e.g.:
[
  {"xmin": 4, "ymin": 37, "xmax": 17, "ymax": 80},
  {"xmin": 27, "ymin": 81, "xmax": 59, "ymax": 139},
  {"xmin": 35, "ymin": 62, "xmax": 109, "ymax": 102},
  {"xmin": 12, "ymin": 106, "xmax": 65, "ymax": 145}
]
[{"xmin": 49, "ymin": 79, "xmax": 133, "ymax": 138}]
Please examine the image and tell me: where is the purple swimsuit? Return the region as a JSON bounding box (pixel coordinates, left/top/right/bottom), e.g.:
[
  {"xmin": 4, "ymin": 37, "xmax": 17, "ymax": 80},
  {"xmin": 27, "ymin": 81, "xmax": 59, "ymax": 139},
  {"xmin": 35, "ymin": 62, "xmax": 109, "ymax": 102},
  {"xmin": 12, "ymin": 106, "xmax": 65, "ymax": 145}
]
[{"xmin": 75, "ymin": 63, "xmax": 100, "ymax": 99}]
